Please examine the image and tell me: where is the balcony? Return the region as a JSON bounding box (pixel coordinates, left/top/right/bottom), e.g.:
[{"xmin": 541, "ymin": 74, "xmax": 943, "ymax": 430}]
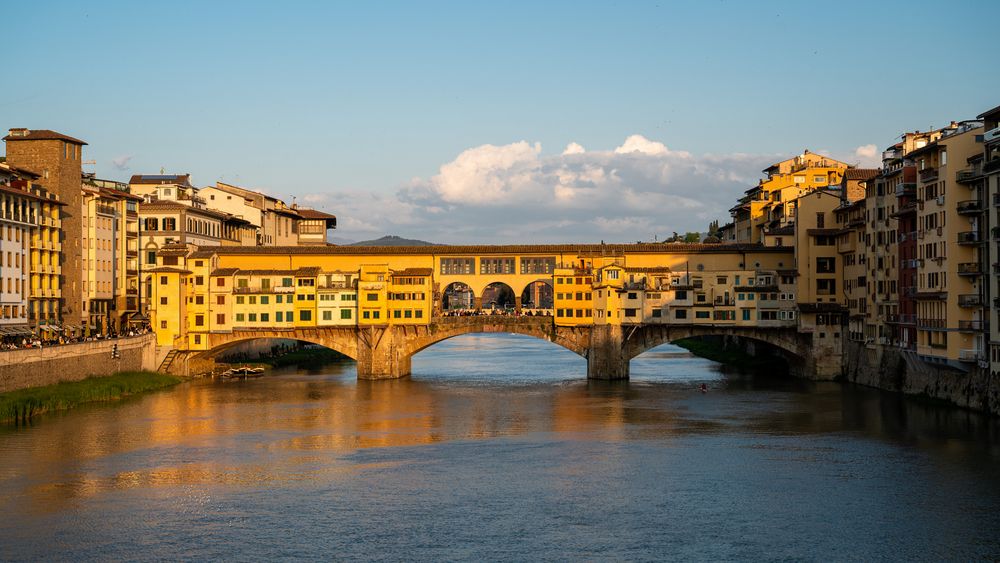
[
  {"xmin": 918, "ymin": 318, "xmax": 946, "ymax": 329},
  {"xmin": 985, "ymin": 159, "xmax": 1000, "ymax": 174},
  {"xmin": 957, "ymin": 263, "xmax": 981, "ymax": 276},
  {"xmin": 956, "ymin": 166, "xmax": 983, "ymax": 184},
  {"xmin": 956, "ymin": 200, "xmax": 983, "ymax": 214},
  {"xmin": 958, "ymin": 294, "xmax": 982, "ymax": 307},
  {"xmin": 882, "ymin": 149, "xmax": 902, "ymax": 161},
  {"xmin": 898, "ymin": 314, "xmax": 916, "ymax": 325},
  {"xmin": 957, "ymin": 231, "xmax": 982, "ymax": 245},
  {"xmin": 958, "ymin": 349, "xmax": 983, "ymax": 363},
  {"xmin": 713, "ymin": 297, "xmax": 735, "ymax": 307},
  {"xmin": 985, "ymin": 125, "xmax": 1000, "ymax": 143},
  {"xmin": 918, "ymin": 167, "xmax": 939, "ymax": 182},
  {"xmin": 958, "ymin": 319, "xmax": 985, "ymax": 332},
  {"xmin": 895, "ymin": 182, "xmax": 916, "ymax": 197}
]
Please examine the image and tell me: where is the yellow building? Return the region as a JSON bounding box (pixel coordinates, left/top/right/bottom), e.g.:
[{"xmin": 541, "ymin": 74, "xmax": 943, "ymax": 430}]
[{"xmin": 731, "ymin": 151, "xmax": 850, "ymax": 244}]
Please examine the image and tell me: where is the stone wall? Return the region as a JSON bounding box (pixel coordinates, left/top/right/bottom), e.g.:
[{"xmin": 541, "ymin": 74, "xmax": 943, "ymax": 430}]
[
  {"xmin": 0, "ymin": 333, "xmax": 157, "ymax": 393},
  {"xmin": 843, "ymin": 340, "xmax": 1000, "ymax": 415}
]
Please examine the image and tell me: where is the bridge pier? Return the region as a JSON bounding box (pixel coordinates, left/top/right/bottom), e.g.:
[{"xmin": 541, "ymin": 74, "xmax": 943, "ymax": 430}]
[
  {"xmin": 586, "ymin": 324, "xmax": 630, "ymax": 380},
  {"xmin": 356, "ymin": 326, "xmax": 412, "ymax": 379}
]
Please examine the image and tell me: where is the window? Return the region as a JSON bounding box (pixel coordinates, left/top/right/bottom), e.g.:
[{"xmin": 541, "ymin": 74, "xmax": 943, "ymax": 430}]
[
  {"xmin": 675, "ymin": 309, "xmax": 687, "ymax": 319},
  {"xmin": 216, "ymin": 277, "xmax": 225, "ymax": 287},
  {"xmin": 742, "ymin": 309, "xmax": 751, "ymax": 321},
  {"xmin": 147, "ymin": 251, "xmax": 158, "ymax": 265},
  {"xmin": 404, "ymin": 310, "xmax": 413, "ymax": 318},
  {"xmin": 276, "ymin": 312, "xmax": 283, "ymax": 322},
  {"xmin": 441, "ymin": 258, "xmax": 475, "ymax": 275},
  {"xmin": 323, "ymin": 310, "xmax": 332, "ymax": 321},
  {"xmin": 261, "ymin": 296, "xmax": 269, "ymax": 305},
  {"xmin": 195, "ymin": 315, "xmax": 204, "ymax": 327},
  {"xmin": 367, "ymin": 293, "xmax": 379, "ymax": 301},
  {"xmin": 393, "ymin": 310, "xmax": 402, "ymax": 319},
  {"xmin": 817, "ymin": 279, "xmax": 837, "ymax": 295},
  {"xmin": 160, "ymin": 320, "xmax": 167, "ymax": 329},
  {"xmin": 160, "ymin": 297, "xmax": 167, "ymax": 305},
  {"xmin": 235, "ymin": 313, "xmax": 245, "ymax": 322},
  {"xmin": 373, "ymin": 311, "xmax": 380, "ymax": 319},
  {"xmin": 520, "ymin": 257, "xmax": 556, "ymax": 274},
  {"xmin": 217, "ymin": 295, "xmax": 225, "ymax": 305},
  {"xmin": 675, "ymin": 290, "xmax": 687, "ymax": 300},
  {"xmin": 415, "ymin": 310, "xmax": 423, "ymax": 319},
  {"xmin": 216, "ymin": 314, "xmax": 225, "ymax": 324},
  {"xmin": 480, "ymin": 257, "xmax": 515, "ymax": 275},
  {"xmin": 249, "ymin": 313, "xmax": 257, "ymax": 322},
  {"xmin": 607, "ymin": 270, "xmax": 619, "ymax": 280},
  {"xmin": 695, "ymin": 311, "xmax": 710, "ymax": 319},
  {"xmin": 195, "ymin": 296, "xmax": 204, "ymax": 305},
  {"xmin": 817, "ymin": 257, "xmax": 836, "ymax": 273},
  {"xmin": 299, "ymin": 310, "xmax": 312, "ymax": 321},
  {"xmin": 652, "ymin": 309, "xmax": 662, "ymax": 318},
  {"xmin": 624, "ymin": 309, "xmax": 637, "ymax": 318},
  {"xmin": 363, "ymin": 311, "xmax": 370, "ymax": 319},
  {"xmin": 341, "ymin": 309, "xmax": 352, "ymax": 320}
]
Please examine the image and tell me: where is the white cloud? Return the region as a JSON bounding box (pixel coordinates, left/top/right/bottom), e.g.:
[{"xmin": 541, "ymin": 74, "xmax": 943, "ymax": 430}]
[
  {"xmin": 316, "ymin": 135, "xmax": 778, "ymax": 244},
  {"xmin": 854, "ymin": 144, "xmax": 880, "ymax": 167},
  {"xmin": 111, "ymin": 155, "xmax": 133, "ymax": 170}
]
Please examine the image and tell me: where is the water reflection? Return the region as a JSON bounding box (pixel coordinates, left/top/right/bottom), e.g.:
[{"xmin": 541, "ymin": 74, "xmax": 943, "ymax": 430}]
[{"xmin": 1, "ymin": 335, "xmax": 999, "ymax": 560}]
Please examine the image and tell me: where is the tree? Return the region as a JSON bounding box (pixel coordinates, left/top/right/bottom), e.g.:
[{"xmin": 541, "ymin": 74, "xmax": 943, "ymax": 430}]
[
  {"xmin": 708, "ymin": 219, "xmax": 720, "ymax": 236},
  {"xmin": 683, "ymin": 232, "xmax": 701, "ymax": 243}
]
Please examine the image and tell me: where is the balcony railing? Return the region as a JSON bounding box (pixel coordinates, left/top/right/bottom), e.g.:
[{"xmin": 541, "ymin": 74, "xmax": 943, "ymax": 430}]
[
  {"xmin": 956, "ymin": 200, "xmax": 983, "ymax": 214},
  {"xmin": 918, "ymin": 318, "xmax": 946, "ymax": 329},
  {"xmin": 985, "ymin": 125, "xmax": 1000, "ymax": 143},
  {"xmin": 958, "ymin": 294, "xmax": 982, "ymax": 307},
  {"xmin": 958, "ymin": 262, "xmax": 982, "ymax": 275},
  {"xmin": 898, "ymin": 314, "xmax": 916, "ymax": 325},
  {"xmin": 919, "ymin": 167, "xmax": 939, "ymax": 182},
  {"xmin": 895, "ymin": 182, "xmax": 916, "ymax": 197},
  {"xmin": 957, "ymin": 231, "xmax": 982, "ymax": 245},
  {"xmin": 956, "ymin": 166, "xmax": 983, "ymax": 184},
  {"xmin": 958, "ymin": 319, "xmax": 985, "ymax": 332},
  {"xmin": 958, "ymin": 349, "xmax": 983, "ymax": 362}
]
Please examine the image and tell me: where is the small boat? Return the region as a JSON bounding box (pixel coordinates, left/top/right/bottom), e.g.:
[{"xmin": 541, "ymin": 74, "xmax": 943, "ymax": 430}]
[{"xmin": 223, "ymin": 365, "xmax": 266, "ymax": 378}]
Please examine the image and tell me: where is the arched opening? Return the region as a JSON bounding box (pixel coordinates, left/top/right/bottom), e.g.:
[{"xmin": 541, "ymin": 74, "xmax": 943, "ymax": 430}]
[
  {"xmin": 481, "ymin": 282, "xmax": 515, "ymax": 311},
  {"xmin": 442, "ymin": 281, "xmax": 475, "ymax": 312},
  {"xmin": 411, "ymin": 333, "xmax": 585, "ymax": 381},
  {"xmin": 198, "ymin": 336, "xmax": 356, "ymax": 375},
  {"xmin": 520, "ymin": 280, "xmax": 553, "ymax": 313}
]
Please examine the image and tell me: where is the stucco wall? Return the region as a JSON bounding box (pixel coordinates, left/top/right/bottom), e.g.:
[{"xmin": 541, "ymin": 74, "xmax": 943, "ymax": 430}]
[{"xmin": 0, "ymin": 333, "xmax": 157, "ymax": 393}]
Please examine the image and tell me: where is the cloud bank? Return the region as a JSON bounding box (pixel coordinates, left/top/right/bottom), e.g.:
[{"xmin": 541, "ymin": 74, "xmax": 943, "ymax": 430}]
[{"xmin": 302, "ymin": 136, "xmax": 829, "ymax": 244}]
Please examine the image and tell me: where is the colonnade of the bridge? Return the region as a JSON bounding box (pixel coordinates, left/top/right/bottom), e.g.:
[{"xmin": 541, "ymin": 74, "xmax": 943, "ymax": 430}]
[{"xmin": 172, "ymin": 315, "xmax": 828, "ymax": 381}]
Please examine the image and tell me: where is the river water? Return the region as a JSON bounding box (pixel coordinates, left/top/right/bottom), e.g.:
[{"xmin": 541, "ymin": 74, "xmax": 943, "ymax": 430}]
[{"xmin": 2, "ymin": 335, "xmax": 999, "ymax": 561}]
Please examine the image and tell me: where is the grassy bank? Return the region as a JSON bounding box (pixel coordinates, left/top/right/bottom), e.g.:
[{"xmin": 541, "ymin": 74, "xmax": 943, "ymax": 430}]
[
  {"xmin": 673, "ymin": 338, "xmax": 786, "ymax": 372},
  {"xmin": 0, "ymin": 371, "xmax": 182, "ymax": 424}
]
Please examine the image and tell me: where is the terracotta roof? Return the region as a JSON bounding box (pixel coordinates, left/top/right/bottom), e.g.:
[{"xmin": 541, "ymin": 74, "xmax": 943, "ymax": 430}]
[
  {"xmin": 844, "ymin": 168, "xmax": 880, "ymax": 181},
  {"xmin": 294, "ymin": 208, "xmax": 337, "ymax": 220},
  {"xmin": 977, "ymin": 104, "xmax": 1000, "ymax": 120},
  {"xmin": 129, "ymin": 174, "xmax": 191, "ymax": 186},
  {"xmin": 0, "ymin": 162, "xmax": 41, "ymax": 179},
  {"xmin": 3, "ymin": 129, "xmax": 87, "ymax": 145},
  {"xmin": 623, "ymin": 267, "xmax": 672, "ymax": 273},
  {"xmin": 138, "ymin": 201, "xmax": 230, "ymax": 219},
  {"xmin": 295, "ymin": 267, "xmax": 321, "ymax": 276},
  {"xmin": 392, "ymin": 268, "xmax": 433, "ymax": 276},
  {"xmin": 0, "ymin": 183, "xmax": 48, "ymax": 203},
  {"xmin": 211, "ymin": 268, "xmax": 240, "ymax": 277},
  {"xmin": 146, "ymin": 266, "xmax": 192, "ymax": 274}
]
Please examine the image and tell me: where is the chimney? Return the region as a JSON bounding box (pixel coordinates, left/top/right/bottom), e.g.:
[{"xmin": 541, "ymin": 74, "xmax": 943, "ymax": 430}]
[{"xmin": 7, "ymin": 128, "xmax": 28, "ymax": 137}]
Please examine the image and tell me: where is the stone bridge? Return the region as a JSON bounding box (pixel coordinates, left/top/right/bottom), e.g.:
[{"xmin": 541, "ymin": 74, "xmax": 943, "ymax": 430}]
[{"xmin": 170, "ymin": 316, "xmax": 827, "ymax": 380}]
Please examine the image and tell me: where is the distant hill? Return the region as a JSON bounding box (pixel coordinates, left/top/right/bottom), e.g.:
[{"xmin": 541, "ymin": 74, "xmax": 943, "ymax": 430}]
[{"xmin": 347, "ymin": 235, "xmax": 438, "ymax": 247}]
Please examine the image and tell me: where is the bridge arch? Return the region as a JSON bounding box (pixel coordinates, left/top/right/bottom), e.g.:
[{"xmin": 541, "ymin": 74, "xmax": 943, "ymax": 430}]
[
  {"xmin": 199, "ymin": 328, "xmax": 361, "ymax": 361},
  {"xmin": 481, "ymin": 281, "xmax": 516, "ymax": 310},
  {"xmin": 402, "ymin": 317, "xmax": 589, "ymax": 359},
  {"xmin": 620, "ymin": 324, "xmax": 810, "ymax": 375},
  {"xmin": 441, "ymin": 281, "xmax": 475, "ymax": 311},
  {"xmin": 520, "ymin": 280, "xmax": 553, "ymax": 311}
]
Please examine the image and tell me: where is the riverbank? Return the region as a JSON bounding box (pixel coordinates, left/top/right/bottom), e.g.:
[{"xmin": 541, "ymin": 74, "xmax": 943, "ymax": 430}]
[
  {"xmin": 673, "ymin": 337, "xmax": 787, "ymax": 372},
  {"xmin": 0, "ymin": 371, "xmax": 181, "ymax": 423}
]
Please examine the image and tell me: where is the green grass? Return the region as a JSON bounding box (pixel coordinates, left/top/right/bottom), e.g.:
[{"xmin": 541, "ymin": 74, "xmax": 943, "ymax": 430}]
[
  {"xmin": 673, "ymin": 337, "xmax": 787, "ymax": 372},
  {"xmin": 0, "ymin": 371, "xmax": 182, "ymax": 423}
]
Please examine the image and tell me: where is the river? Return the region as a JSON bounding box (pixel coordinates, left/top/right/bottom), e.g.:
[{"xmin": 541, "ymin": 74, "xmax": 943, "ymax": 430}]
[{"xmin": 2, "ymin": 334, "xmax": 999, "ymax": 561}]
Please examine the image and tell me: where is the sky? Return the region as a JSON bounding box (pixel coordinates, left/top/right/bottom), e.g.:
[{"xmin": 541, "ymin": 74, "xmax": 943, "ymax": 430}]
[{"xmin": 3, "ymin": 0, "xmax": 998, "ymax": 244}]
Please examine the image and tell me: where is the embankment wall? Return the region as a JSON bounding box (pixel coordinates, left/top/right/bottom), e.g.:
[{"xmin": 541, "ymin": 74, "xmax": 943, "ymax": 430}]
[{"xmin": 0, "ymin": 334, "xmax": 157, "ymax": 393}]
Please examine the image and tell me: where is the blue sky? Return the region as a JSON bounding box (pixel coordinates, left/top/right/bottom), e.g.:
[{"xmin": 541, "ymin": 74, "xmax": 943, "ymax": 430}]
[{"xmin": 3, "ymin": 1, "xmax": 998, "ymax": 243}]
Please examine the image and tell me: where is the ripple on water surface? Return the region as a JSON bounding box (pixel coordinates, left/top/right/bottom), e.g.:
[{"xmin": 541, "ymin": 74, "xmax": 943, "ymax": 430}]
[{"xmin": 1, "ymin": 334, "xmax": 999, "ymax": 561}]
